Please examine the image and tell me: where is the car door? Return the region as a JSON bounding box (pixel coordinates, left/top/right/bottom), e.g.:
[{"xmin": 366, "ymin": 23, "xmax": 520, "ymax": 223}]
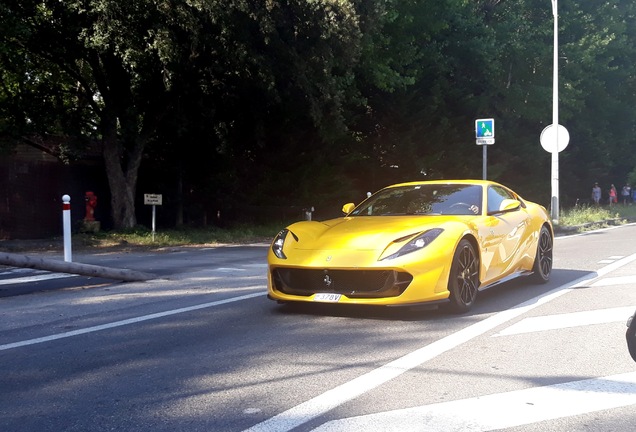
[{"xmin": 479, "ymin": 185, "xmax": 531, "ymax": 283}]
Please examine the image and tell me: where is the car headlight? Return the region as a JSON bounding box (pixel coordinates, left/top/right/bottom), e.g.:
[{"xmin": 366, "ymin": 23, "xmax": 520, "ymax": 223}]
[
  {"xmin": 381, "ymin": 228, "xmax": 444, "ymax": 260},
  {"xmin": 272, "ymin": 229, "xmax": 289, "ymax": 259}
]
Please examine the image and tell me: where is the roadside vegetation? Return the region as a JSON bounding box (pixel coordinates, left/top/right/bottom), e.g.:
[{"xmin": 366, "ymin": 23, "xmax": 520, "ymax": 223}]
[
  {"xmin": 72, "ymin": 222, "xmax": 290, "ymax": 250},
  {"xmin": 559, "ymin": 206, "xmax": 619, "ymax": 226},
  {"xmin": 4, "ymin": 205, "xmax": 635, "ymax": 253},
  {"xmin": 558, "ymin": 204, "xmax": 636, "ymax": 232},
  {"xmin": 74, "ymin": 204, "xmax": 636, "ymax": 249}
]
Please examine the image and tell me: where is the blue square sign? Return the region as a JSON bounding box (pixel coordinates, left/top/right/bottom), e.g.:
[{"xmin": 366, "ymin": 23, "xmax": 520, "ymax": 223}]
[{"xmin": 475, "ymin": 118, "xmax": 494, "ymax": 138}]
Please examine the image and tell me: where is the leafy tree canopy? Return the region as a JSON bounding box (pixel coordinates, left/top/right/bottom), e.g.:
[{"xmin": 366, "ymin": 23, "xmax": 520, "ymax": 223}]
[{"xmin": 1, "ymin": 0, "xmax": 635, "ymax": 227}]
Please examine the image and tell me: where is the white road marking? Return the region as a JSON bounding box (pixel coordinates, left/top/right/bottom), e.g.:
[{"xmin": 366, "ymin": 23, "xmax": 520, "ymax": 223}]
[
  {"xmin": 312, "ymin": 372, "xmax": 636, "ymax": 432},
  {"xmin": 495, "ymin": 306, "xmax": 636, "ymax": 336},
  {"xmin": 0, "ymin": 268, "xmax": 43, "ymax": 276},
  {"xmin": 0, "ymin": 273, "xmax": 77, "ymax": 285},
  {"xmin": 598, "ymin": 255, "xmax": 626, "ymax": 264},
  {"xmin": 594, "ymin": 252, "xmax": 636, "ymax": 275},
  {"xmin": 243, "ymin": 252, "xmax": 636, "ymax": 432},
  {"xmin": 592, "ymin": 275, "xmax": 636, "ymax": 286},
  {"xmin": 0, "ymin": 290, "xmax": 266, "ymax": 351}
]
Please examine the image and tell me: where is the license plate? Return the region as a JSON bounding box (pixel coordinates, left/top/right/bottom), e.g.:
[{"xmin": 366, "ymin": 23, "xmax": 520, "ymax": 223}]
[{"xmin": 313, "ymin": 293, "xmax": 342, "ymax": 303}]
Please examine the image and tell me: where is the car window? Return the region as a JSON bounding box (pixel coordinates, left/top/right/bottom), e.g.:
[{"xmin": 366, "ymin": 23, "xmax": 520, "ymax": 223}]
[
  {"xmin": 351, "ymin": 184, "xmax": 482, "ymax": 216},
  {"xmin": 487, "ymin": 185, "xmax": 516, "ymax": 213}
]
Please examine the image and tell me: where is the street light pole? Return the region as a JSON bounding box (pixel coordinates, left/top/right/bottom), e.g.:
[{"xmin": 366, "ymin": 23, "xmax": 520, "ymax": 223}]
[{"xmin": 551, "ymin": 0, "xmax": 559, "ymax": 223}]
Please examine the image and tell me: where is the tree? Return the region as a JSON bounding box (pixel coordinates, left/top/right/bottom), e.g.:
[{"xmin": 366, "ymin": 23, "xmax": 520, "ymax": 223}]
[
  {"xmin": 1, "ymin": 1, "xmax": 168, "ymax": 227},
  {"xmin": 1, "ymin": 0, "xmax": 378, "ymax": 226},
  {"xmin": 3, "ymin": 0, "xmax": 636, "ymax": 232}
]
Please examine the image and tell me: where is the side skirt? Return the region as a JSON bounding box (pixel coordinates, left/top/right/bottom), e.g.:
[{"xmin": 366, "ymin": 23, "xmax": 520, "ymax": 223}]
[{"xmin": 478, "ymin": 270, "xmax": 533, "ymax": 292}]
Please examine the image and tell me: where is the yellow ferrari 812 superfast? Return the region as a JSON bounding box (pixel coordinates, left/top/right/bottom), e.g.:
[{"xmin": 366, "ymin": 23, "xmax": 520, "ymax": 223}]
[{"xmin": 267, "ymin": 180, "xmax": 553, "ymax": 313}]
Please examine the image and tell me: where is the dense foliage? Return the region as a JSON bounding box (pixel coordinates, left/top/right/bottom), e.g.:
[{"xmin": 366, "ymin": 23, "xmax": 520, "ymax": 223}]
[{"xmin": 1, "ymin": 0, "xmax": 635, "ymax": 228}]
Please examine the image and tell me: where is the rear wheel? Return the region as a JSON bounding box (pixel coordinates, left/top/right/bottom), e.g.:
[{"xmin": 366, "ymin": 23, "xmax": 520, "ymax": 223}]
[
  {"xmin": 447, "ymin": 239, "xmax": 480, "ymax": 313},
  {"xmin": 627, "ymin": 312, "xmax": 636, "ymax": 362},
  {"xmin": 530, "ymin": 225, "xmax": 553, "ymax": 283}
]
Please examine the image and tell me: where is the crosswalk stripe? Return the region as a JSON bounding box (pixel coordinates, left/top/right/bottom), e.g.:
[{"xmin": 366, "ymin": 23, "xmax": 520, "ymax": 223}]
[
  {"xmin": 495, "ymin": 306, "xmax": 636, "ymax": 336},
  {"xmin": 592, "ymin": 275, "xmax": 636, "ymax": 286},
  {"xmin": 312, "ymin": 372, "xmax": 636, "ymax": 432},
  {"xmin": 0, "ymin": 268, "xmax": 43, "ymax": 276},
  {"xmin": 0, "ymin": 273, "xmax": 76, "ymax": 285}
]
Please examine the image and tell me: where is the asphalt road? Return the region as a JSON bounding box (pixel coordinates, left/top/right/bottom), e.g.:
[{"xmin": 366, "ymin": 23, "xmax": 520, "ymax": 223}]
[{"xmin": 1, "ymin": 226, "xmax": 635, "ymax": 431}]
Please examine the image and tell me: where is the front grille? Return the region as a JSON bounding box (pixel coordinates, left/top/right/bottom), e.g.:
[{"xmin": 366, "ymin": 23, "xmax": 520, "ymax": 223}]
[{"xmin": 271, "ymin": 268, "xmax": 413, "ymax": 298}]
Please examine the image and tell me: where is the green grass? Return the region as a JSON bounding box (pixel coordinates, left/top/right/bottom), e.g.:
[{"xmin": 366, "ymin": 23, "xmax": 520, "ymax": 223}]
[
  {"xmin": 558, "ymin": 203, "xmax": 636, "ymax": 231},
  {"xmin": 74, "ymin": 223, "xmax": 287, "ymax": 249},
  {"xmin": 558, "ymin": 205, "xmax": 619, "ymax": 226},
  {"xmin": 615, "ymin": 204, "xmax": 636, "ymax": 221}
]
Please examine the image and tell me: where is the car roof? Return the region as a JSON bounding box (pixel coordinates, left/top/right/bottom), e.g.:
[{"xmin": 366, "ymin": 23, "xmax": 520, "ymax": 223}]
[{"xmin": 385, "ymin": 179, "xmax": 501, "ymax": 189}]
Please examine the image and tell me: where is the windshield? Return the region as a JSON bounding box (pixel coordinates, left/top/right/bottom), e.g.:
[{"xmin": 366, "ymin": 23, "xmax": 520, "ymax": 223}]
[{"xmin": 350, "ymin": 184, "xmax": 483, "ymax": 216}]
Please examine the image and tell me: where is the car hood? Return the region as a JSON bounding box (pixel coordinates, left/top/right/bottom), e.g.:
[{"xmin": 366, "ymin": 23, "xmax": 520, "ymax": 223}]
[{"xmin": 287, "ymin": 216, "xmax": 468, "ymax": 251}]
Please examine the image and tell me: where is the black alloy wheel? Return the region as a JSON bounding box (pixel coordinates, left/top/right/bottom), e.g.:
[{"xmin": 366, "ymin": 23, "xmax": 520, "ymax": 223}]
[
  {"xmin": 530, "ymin": 225, "xmax": 553, "ymax": 283},
  {"xmin": 447, "ymin": 239, "xmax": 480, "ymax": 313}
]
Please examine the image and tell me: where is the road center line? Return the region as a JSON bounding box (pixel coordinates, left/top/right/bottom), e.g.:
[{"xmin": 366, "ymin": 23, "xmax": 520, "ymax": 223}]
[
  {"xmin": 0, "ymin": 290, "xmax": 266, "ymax": 351},
  {"xmin": 244, "ymin": 252, "xmax": 636, "ymax": 432}
]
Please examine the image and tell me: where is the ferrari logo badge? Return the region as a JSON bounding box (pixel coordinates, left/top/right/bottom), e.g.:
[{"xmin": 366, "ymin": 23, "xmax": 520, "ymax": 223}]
[{"xmin": 323, "ymin": 274, "xmax": 333, "ymax": 287}]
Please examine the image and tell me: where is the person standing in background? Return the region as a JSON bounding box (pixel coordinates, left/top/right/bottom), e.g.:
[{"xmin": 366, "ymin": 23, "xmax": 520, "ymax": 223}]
[
  {"xmin": 622, "ymin": 184, "xmax": 632, "ymax": 205},
  {"xmin": 592, "ymin": 182, "xmax": 601, "ymax": 205},
  {"xmin": 609, "ymin": 184, "xmax": 617, "ymax": 206}
]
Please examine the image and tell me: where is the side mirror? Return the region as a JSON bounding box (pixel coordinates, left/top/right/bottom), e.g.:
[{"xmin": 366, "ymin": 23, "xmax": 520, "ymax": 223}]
[
  {"xmin": 342, "ymin": 203, "xmax": 355, "ymax": 215},
  {"xmin": 627, "ymin": 312, "xmax": 636, "ymax": 362},
  {"xmin": 499, "ymin": 199, "xmax": 521, "ymax": 212},
  {"xmin": 487, "ymin": 199, "xmax": 521, "ymax": 216}
]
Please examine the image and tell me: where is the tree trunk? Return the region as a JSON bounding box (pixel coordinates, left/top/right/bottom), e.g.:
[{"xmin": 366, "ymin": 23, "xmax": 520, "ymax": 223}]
[{"xmin": 101, "ymin": 115, "xmax": 144, "ymax": 230}]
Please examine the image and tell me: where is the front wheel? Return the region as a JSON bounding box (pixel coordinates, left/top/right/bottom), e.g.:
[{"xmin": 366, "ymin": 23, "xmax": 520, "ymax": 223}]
[
  {"xmin": 530, "ymin": 225, "xmax": 553, "ymax": 283},
  {"xmin": 447, "ymin": 239, "xmax": 480, "ymax": 313}
]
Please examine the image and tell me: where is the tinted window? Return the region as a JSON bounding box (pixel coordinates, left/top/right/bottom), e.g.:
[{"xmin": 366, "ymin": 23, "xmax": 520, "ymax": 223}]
[
  {"xmin": 351, "ymin": 184, "xmax": 482, "ymax": 216},
  {"xmin": 487, "ymin": 185, "xmax": 515, "ymax": 213}
]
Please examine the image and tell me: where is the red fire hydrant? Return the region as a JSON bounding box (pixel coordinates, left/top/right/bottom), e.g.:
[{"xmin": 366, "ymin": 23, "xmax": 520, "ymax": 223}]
[{"xmin": 85, "ymin": 191, "xmax": 97, "ymax": 221}]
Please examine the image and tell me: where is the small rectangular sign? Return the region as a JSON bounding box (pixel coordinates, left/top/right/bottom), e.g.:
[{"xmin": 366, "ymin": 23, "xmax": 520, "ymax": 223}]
[
  {"xmin": 144, "ymin": 194, "xmax": 162, "ymax": 205},
  {"xmin": 476, "ymin": 138, "xmax": 495, "ymax": 145}
]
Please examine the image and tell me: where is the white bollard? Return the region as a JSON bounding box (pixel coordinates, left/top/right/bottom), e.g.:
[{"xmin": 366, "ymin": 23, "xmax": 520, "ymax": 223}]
[{"xmin": 62, "ymin": 194, "xmax": 72, "ymax": 262}]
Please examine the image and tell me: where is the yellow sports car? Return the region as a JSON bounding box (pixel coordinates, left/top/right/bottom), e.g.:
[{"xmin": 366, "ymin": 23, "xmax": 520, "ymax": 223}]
[{"xmin": 267, "ymin": 180, "xmax": 553, "ymax": 313}]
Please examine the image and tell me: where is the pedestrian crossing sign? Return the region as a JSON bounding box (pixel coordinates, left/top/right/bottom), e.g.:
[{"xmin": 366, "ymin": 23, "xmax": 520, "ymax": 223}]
[{"xmin": 476, "ymin": 118, "xmax": 494, "ymax": 139}]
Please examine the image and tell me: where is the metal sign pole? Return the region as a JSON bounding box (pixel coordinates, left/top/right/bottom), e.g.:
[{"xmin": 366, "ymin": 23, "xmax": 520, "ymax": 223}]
[
  {"xmin": 144, "ymin": 193, "xmax": 162, "ymax": 242},
  {"xmin": 483, "ymin": 145, "xmax": 487, "ymax": 180},
  {"xmin": 551, "ymin": 0, "xmax": 559, "ymax": 222},
  {"xmin": 152, "ymin": 205, "xmax": 156, "ymax": 242}
]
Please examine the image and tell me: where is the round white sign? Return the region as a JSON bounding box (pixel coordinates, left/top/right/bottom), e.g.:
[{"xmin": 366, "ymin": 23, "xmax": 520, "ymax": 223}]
[{"xmin": 540, "ymin": 124, "xmax": 570, "ymax": 153}]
